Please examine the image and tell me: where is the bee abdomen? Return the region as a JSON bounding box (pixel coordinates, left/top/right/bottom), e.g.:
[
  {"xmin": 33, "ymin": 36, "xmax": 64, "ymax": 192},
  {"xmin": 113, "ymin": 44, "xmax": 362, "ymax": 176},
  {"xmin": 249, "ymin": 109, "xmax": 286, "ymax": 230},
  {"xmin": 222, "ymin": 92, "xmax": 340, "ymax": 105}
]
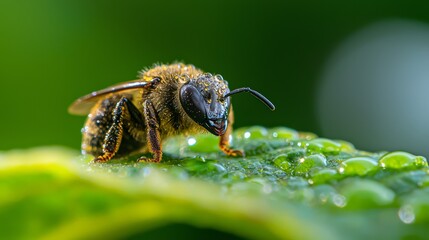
[{"xmin": 81, "ymin": 95, "xmax": 146, "ymax": 158}]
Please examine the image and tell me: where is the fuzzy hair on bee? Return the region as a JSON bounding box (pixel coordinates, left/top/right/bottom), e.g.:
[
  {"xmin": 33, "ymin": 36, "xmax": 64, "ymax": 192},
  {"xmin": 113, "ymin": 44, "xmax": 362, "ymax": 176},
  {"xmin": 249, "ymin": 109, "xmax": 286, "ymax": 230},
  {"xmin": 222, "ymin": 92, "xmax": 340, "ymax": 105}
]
[{"xmin": 69, "ymin": 63, "xmax": 275, "ymax": 163}]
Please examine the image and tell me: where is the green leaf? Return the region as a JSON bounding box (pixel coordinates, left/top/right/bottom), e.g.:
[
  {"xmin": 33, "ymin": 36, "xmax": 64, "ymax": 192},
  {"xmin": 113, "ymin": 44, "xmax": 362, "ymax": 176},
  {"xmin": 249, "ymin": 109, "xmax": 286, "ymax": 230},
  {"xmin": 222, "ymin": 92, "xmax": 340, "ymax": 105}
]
[{"xmin": 1, "ymin": 126, "xmax": 429, "ymax": 240}]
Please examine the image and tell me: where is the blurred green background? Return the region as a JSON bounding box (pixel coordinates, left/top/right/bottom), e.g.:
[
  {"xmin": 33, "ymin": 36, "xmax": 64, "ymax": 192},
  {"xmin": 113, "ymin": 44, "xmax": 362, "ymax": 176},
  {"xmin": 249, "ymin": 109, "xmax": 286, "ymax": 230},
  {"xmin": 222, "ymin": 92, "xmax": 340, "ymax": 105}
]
[{"xmin": 2, "ymin": 0, "xmax": 429, "ymax": 155}]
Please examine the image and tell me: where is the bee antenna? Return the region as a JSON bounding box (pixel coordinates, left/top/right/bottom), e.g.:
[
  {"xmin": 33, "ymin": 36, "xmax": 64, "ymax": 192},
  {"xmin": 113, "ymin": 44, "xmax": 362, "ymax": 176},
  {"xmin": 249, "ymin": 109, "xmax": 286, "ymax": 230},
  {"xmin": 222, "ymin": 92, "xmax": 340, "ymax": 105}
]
[{"xmin": 223, "ymin": 87, "xmax": 275, "ymax": 111}]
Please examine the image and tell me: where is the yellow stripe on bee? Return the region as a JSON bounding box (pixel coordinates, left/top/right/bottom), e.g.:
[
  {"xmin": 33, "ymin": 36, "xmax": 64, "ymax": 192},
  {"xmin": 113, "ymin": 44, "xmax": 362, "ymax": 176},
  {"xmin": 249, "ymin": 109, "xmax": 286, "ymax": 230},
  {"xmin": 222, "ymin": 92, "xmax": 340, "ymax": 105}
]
[{"xmin": 143, "ymin": 76, "xmax": 154, "ymax": 82}]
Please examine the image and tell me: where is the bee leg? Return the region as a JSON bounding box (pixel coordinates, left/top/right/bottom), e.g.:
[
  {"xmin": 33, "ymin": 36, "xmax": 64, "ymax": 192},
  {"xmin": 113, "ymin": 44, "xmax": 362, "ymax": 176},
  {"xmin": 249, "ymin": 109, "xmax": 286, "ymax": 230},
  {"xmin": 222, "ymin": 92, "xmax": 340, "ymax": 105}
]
[
  {"xmin": 138, "ymin": 99, "xmax": 162, "ymax": 163},
  {"xmin": 219, "ymin": 105, "xmax": 245, "ymax": 157},
  {"xmin": 93, "ymin": 97, "xmax": 143, "ymax": 163}
]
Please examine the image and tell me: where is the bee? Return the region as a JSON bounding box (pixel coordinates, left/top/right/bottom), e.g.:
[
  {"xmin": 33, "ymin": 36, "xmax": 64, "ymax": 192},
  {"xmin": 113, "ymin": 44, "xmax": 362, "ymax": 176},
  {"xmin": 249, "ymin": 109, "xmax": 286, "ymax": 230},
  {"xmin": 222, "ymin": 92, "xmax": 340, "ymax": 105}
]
[{"xmin": 69, "ymin": 63, "xmax": 275, "ymax": 163}]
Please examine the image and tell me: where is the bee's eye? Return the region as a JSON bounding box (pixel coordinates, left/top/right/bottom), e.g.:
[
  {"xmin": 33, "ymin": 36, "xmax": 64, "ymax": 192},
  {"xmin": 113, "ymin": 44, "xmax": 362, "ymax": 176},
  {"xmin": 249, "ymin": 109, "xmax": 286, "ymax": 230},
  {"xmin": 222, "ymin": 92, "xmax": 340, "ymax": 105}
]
[{"xmin": 180, "ymin": 84, "xmax": 207, "ymax": 125}]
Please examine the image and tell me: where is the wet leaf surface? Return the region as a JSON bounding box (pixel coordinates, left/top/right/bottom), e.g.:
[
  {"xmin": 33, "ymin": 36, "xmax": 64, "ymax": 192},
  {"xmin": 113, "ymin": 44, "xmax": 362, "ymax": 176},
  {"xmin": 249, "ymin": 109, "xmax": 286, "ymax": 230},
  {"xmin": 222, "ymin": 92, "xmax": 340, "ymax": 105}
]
[{"xmin": 1, "ymin": 126, "xmax": 428, "ymax": 239}]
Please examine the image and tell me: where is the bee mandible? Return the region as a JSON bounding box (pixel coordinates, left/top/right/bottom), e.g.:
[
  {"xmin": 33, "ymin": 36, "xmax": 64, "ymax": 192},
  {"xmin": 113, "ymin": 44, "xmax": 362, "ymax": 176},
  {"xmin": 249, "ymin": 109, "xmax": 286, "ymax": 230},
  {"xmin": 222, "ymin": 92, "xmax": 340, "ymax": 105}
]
[{"xmin": 69, "ymin": 63, "xmax": 275, "ymax": 163}]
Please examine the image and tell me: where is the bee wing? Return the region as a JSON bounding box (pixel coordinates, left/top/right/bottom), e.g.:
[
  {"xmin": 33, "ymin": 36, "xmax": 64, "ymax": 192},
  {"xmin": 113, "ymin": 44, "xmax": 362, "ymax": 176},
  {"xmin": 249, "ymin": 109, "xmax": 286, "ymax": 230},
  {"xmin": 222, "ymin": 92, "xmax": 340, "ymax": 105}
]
[{"xmin": 68, "ymin": 80, "xmax": 150, "ymax": 115}]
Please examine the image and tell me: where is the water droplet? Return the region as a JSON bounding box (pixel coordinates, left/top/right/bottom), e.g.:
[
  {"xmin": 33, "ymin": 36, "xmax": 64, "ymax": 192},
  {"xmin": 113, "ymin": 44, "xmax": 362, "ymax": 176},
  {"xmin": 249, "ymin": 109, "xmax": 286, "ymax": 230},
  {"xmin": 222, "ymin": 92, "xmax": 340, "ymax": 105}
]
[
  {"xmin": 187, "ymin": 137, "xmax": 196, "ymax": 146},
  {"xmin": 187, "ymin": 134, "xmax": 219, "ymax": 153},
  {"xmin": 234, "ymin": 126, "xmax": 268, "ymax": 140},
  {"xmin": 210, "ymin": 163, "xmax": 227, "ymax": 173},
  {"xmin": 310, "ymin": 168, "xmax": 339, "ymax": 184},
  {"xmin": 141, "ymin": 167, "xmax": 153, "ymax": 177},
  {"xmin": 398, "ymin": 205, "xmax": 415, "ymax": 224},
  {"xmin": 298, "ymin": 132, "xmax": 318, "ymax": 140},
  {"xmin": 339, "ymin": 179, "xmax": 395, "ymax": 209},
  {"xmin": 306, "ymin": 138, "xmax": 342, "ymax": 154},
  {"xmin": 295, "ymin": 154, "xmax": 327, "ymax": 176},
  {"xmin": 272, "ymin": 154, "xmax": 291, "ymax": 171},
  {"xmin": 313, "ymin": 184, "xmax": 337, "ymax": 205},
  {"xmin": 332, "ymin": 194, "xmax": 347, "ymax": 208},
  {"xmin": 248, "ymin": 178, "xmax": 274, "ymax": 194},
  {"xmin": 81, "ymin": 126, "xmax": 88, "ymax": 133},
  {"xmin": 244, "ymin": 132, "xmax": 251, "ymax": 138},
  {"xmin": 228, "ymin": 171, "xmax": 247, "ymax": 181},
  {"xmin": 338, "ymin": 157, "xmax": 378, "ymax": 176},
  {"xmin": 379, "ymin": 151, "xmax": 427, "ymax": 169},
  {"xmin": 194, "ymin": 156, "xmax": 206, "ymax": 162},
  {"xmin": 319, "ymin": 193, "xmax": 328, "ymax": 203},
  {"xmin": 268, "ymin": 127, "xmax": 299, "ymax": 140},
  {"xmin": 414, "ymin": 156, "xmax": 429, "ymax": 168},
  {"xmin": 337, "ymin": 140, "xmax": 356, "ymax": 153}
]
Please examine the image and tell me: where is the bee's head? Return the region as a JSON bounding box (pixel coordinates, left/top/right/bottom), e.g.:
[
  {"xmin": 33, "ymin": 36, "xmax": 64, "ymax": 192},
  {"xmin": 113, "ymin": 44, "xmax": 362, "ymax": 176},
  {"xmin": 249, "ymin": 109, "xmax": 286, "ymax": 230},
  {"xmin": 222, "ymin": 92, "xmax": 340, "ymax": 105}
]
[
  {"xmin": 179, "ymin": 73, "xmax": 275, "ymax": 136},
  {"xmin": 180, "ymin": 73, "xmax": 230, "ymax": 136}
]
